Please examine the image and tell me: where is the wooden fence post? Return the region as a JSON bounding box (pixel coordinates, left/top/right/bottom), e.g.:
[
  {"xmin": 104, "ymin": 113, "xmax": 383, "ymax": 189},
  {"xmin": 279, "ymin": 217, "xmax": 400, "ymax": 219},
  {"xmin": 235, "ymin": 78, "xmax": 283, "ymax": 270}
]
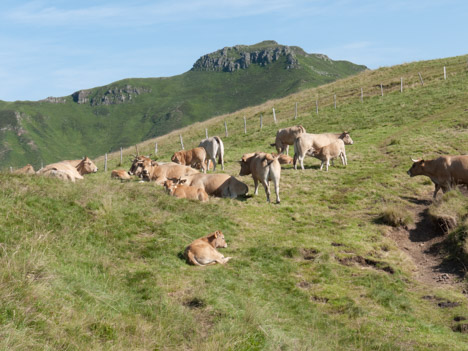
[
  {"xmin": 155, "ymin": 142, "xmax": 158, "ymax": 155},
  {"xmin": 400, "ymin": 77, "xmax": 403, "ymax": 93},
  {"xmin": 273, "ymin": 108, "xmax": 277, "ymax": 124},
  {"xmin": 243, "ymin": 116, "xmax": 247, "ymax": 134},
  {"xmin": 260, "ymin": 114, "xmax": 263, "ymax": 129},
  {"xmin": 334, "ymin": 94, "xmax": 337, "ymax": 109},
  {"xmin": 224, "ymin": 121, "xmax": 228, "ymax": 137},
  {"xmin": 104, "ymin": 153, "xmax": 108, "ymax": 172},
  {"xmin": 179, "ymin": 134, "xmax": 184, "ymax": 150},
  {"xmin": 418, "ymin": 72, "xmax": 424, "ymax": 86},
  {"xmin": 294, "ymin": 102, "xmax": 298, "ymax": 119},
  {"xmin": 205, "ymin": 128, "xmax": 208, "ymax": 139},
  {"xmin": 119, "ymin": 147, "xmax": 123, "ymax": 166},
  {"xmin": 315, "ymin": 99, "xmax": 318, "ymax": 115},
  {"xmin": 9, "ymin": 166, "xmax": 12, "ymax": 173},
  {"xmin": 380, "ymin": 84, "xmax": 383, "ymax": 97}
]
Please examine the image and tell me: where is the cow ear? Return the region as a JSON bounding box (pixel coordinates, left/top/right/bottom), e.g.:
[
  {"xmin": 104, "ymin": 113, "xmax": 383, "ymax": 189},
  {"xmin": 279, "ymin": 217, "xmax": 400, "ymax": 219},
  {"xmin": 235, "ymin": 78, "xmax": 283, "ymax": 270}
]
[{"xmin": 214, "ymin": 231, "xmax": 219, "ymax": 238}]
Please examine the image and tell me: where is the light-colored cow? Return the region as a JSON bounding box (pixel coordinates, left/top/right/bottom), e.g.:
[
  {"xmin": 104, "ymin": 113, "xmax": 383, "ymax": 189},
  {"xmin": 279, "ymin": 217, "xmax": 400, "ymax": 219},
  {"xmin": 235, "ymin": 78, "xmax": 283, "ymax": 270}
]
[
  {"xmin": 171, "ymin": 147, "xmax": 207, "ymax": 173},
  {"xmin": 37, "ymin": 162, "xmax": 83, "ymax": 182},
  {"xmin": 407, "ymin": 155, "xmax": 468, "ymax": 198},
  {"xmin": 181, "ymin": 173, "xmax": 248, "ymax": 198},
  {"xmin": 13, "ymin": 164, "xmax": 35, "ymax": 175},
  {"xmin": 294, "ymin": 131, "xmax": 354, "ymax": 170},
  {"xmin": 271, "ymin": 153, "xmax": 294, "ymax": 165},
  {"xmin": 142, "ymin": 161, "xmax": 199, "ymax": 185},
  {"xmin": 270, "ymin": 125, "xmax": 306, "ymax": 155},
  {"xmin": 239, "ymin": 152, "xmax": 281, "ymax": 203},
  {"xmin": 308, "ymin": 139, "xmax": 347, "ymax": 171},
  {"xmin": 129, "ymin": 155, "xmax": 154, "ymax": 177},
  {"xmin": 184, "ymin": 230, "xmax": 232, "ymax": 266},
  {"xmin": 199, "ymin": 136, "xmax": 225, "ymax": 171},
  {"xmin": 111, "ymin": 169, "xmax": 132, "ymax": 181},
  {"xmin": 64, "ymin": 156, "xmax": 98, "ymax": 175},
  {"xmin": 163, "ymin": 178, "xmax": 209, "ymax": 202}
]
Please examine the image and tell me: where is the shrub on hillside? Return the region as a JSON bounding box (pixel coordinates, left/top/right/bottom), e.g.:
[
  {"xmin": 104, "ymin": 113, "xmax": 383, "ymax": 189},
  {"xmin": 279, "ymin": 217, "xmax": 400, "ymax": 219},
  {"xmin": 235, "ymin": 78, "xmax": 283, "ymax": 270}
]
[{"xmin": 378, "ymin": 206, "xmax": 413, "ymax": 227}]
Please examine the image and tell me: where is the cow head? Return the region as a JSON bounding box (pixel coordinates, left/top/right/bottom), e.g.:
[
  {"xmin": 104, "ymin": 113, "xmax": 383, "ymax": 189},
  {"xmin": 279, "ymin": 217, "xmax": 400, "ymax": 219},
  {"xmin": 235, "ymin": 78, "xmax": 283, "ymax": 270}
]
[
  {"xmin": 141, "ymin": 160, "xmax": 158, "ymax": 181},
  {"xmin": 129, "ymin": 155, "xmax": 152, "ymax": 177},
  {"xmin": 209, "ymin": 230, "xmax": 228, "ymax": 248},
  {"xmin": 76, "ymin": 156, "xmax": 98, "ymax": 174},
  {"xmin": 407, "ymin": 158, "xmax": 424, "ymax": 177},
  {"xmin": 238, "ymin": 153, "xmax": 255, "ymax": 176},
  {"xmin": 171, "ymin": 152, "xmax": 183, "ymax": 164},
  {"xmin": 340, "ymin": 131, "xmax": 354, "ymax": 145}
]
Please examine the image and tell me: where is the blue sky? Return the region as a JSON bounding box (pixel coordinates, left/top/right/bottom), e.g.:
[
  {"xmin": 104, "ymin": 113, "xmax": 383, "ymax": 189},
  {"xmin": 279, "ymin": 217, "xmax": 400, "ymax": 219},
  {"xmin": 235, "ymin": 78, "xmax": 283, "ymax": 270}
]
[{"xmin": 0, "ymin": 0, "xmax": 466, "ymax": 101}]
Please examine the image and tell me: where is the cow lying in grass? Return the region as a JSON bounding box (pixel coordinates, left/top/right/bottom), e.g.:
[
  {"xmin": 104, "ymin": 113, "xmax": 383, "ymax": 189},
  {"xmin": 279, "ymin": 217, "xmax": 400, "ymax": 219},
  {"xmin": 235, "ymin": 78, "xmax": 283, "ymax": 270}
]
[
  {"xmin": 163, "ymin": 178, "xmax": 209, "ymax": 202},
  {"xmin": 142, "ymin": 161, "xmax": 199, "ymax": 185},
  {"xmin": 184, "ymin": 230, "xmax": 232, "ymax": 266},
  {"xmin": 239, "ymin": 152, "xmax": 281, "ymax": 203},
  {"xmin": 308, "ymin": 139, "xmax": 348, "ymax": 171},
  {"xmin": 180, "ymin": 173, "xmax": 248, "ymax": 198},
  {"xmin": 37, "ymin": 156, "xmax": 98, "ymax": 182},
  {"xmin": 271, "ymin": 153, "xmax": 293, "ymax": 165},
  {"xmin": 111, "ymin": 169, "xmax": 132, "ymax": 181},
  {"xmin": 13, "ymin": 164, "xmax": 35, "ymax": 175}
]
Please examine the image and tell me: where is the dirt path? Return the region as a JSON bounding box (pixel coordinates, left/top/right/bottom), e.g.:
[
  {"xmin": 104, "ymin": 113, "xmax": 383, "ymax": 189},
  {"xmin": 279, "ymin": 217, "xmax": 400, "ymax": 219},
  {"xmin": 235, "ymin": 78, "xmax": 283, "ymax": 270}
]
[{"xmin": 388, "ymin": 194, "xmax": 466, "ymax": 287}]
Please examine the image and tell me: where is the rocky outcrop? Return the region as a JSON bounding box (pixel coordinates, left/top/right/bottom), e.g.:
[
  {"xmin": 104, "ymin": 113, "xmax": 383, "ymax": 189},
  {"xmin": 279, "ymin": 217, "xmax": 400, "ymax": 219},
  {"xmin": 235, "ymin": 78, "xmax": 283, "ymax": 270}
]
[
  {"xmin": 72, "ymin": 85, "xmax": 151, "ymax": 106},
  {"xmin": 40, "ymin": 96, "xmax": 66, "ymax": 104},
  {"xmin": 192, "ymin": 41, "xmax": 300, "ymax": 72}
]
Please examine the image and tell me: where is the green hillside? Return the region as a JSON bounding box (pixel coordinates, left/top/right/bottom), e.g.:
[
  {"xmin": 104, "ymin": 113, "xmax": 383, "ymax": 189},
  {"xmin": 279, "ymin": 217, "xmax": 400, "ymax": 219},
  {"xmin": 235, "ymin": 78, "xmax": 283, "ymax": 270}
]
[
  {"xmin": 0, "ymin": 41, "xmax": 366, "ymax": 169},
  {"xmin": 1, "ymin": 54, "xmax": 468, "ymax": 350}
]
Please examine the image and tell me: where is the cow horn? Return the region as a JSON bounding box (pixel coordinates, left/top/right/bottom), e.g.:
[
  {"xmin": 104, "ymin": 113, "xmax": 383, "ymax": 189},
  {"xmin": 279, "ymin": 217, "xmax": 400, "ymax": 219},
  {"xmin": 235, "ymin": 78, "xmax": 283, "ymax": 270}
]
[{"xmin": 411, "ymin": 158, "xmax": 420, "ymax": 162}]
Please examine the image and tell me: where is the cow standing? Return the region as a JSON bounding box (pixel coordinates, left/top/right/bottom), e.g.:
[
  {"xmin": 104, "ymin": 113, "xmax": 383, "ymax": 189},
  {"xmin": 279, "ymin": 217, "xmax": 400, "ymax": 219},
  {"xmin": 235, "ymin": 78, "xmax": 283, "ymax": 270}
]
[
  {"xmin": 199, "ymin": 136, "xmax": 225, "ymax": 171},
  {"xmin": 172, "ymin": 147, "xmax": 207, "ymax": 173},
  {"xmin": 239, "ymin": 152, "xmax": 281, "ymax": 203},
  {"xmin": 407, "ymin": 155, "xmax": 468, "ymax": 198},
  {"xmin": 308, "ymin": 139, "xmax": 347, "ymax": 171},
  {"xmin": 294, "ymin": 131, "xmax": 353, "ymax": 170},
  {"xmin": 270, "ymin": 125, "xmax": 306, "ymax": 155}
]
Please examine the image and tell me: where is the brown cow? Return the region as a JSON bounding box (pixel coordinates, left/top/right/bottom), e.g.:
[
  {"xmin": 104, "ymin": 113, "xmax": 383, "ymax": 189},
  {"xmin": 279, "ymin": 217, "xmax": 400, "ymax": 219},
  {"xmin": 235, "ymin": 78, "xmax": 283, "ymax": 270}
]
[
  {"xmin": 407, "ymin": 155, "xmax": 468, "ymax": 198},
  {"xmin": 64, "ymin": 156, "xmax": 98, "ymax": 175},
  {"xmin": 13, "ymin": 164, "xmax": 35, "ymax": 175},
  {"xmin": 171, "ymin": 147, "xmax": 207, "ymax": 173},
  {"xmin": 308, "ymin": 139, "xmax": 348, "ymax": 171},
  {"xmin": 239, "ymin": 152, "xmax": 281, "ymax": 203},
  {"xmin": 142, "ymin": 161, "xmax": 199, "ymax": 185},
  {"xmin": 294, "ymin": 131, "xmax": 353, "ymax": 170},
  {"xmin": 184, "ymin": 230, "xmax": 232, "ymax": 266},
  {"xmin": 163, "ymin": 179, "xmax": 209, "ymax": 202},
  {"xmin": 111, "ymin": 169, "xmax": 132, "ymax": 181},
  {"xmin": 271, "ymin": 153, "xmax": 294, "ymax": 165},
  {"xmin": 129, "ymin": 155, "xmax": 153, "ymax": 177},
  {"xmin": 270, "ymin": 125, "xmax": 306, "ymax": 155},
  {"xmin": 181, "ymin": 173, "xmax": 248, "ymax": 198}
]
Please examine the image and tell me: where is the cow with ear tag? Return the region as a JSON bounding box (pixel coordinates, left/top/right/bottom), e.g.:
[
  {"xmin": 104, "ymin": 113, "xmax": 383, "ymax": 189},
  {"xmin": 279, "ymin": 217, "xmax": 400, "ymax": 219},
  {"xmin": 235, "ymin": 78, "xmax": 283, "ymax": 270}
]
[{"xmin": 184, "ymin": 231, "xmax": 232, "ymax": 266}]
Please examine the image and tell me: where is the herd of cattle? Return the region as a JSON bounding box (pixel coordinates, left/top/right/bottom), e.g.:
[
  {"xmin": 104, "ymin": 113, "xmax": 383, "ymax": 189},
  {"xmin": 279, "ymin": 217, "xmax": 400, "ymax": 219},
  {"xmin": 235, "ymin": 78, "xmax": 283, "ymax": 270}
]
[{"xmin": 9, "ymin": 125, "xmax": 468, "ymax": 265}]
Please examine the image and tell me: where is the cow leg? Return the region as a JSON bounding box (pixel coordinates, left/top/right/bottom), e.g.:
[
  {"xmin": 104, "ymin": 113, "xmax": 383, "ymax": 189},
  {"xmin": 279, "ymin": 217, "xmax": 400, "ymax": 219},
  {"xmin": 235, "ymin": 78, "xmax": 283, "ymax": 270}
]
[
  {"xmin": 261, "ymin": 179, "xmax": 271, "ymax": 203},
  {"xmin": 285, "ymin": 145, "xmax": 289, "ymax": 156},
  {"xmin": 300, "ymin": 155, "xmax": 305, "ymax": 170},
  {"xmin": 253, "ymin": 178, "xmax": 259, "ymax": 196},
  {"xmin": 272, "ymin": 176, "xmax": 280, "ymax": 204},
  {"xmin": 320, "ymin": 161, "xmax": 324, "ymax": 171}
]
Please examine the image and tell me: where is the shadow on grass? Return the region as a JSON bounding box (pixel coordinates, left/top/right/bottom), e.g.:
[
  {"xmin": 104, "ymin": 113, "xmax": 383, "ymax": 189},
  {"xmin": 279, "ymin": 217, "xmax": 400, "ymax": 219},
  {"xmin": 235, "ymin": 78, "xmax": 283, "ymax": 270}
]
[{"xmin": 400, "ymin": 195, "xmax": 432, "ymax": 206}]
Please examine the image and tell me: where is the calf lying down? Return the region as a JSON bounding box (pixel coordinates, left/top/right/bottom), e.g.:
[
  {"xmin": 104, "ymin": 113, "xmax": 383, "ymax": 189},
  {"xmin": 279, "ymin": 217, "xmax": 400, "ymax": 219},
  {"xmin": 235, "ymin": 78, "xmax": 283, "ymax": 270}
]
[
  {"xmin": 184, "ymin": 230, "xmax": 232, "ymax": 266},
  {"xmin": 163, "ymin": 178, "xmax": 209, "ymax": 202}
]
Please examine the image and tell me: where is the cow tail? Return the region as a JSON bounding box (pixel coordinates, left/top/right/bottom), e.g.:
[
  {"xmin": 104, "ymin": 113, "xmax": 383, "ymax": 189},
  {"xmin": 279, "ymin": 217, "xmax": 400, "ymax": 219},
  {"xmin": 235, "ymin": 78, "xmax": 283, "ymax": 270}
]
[
  {"xmin": 186, "ymin": 249, "xmax": 202, "ymax": 266},
  {"xmin": 214, "ymin": 136, "xmax": 224, "ymax": 165}
]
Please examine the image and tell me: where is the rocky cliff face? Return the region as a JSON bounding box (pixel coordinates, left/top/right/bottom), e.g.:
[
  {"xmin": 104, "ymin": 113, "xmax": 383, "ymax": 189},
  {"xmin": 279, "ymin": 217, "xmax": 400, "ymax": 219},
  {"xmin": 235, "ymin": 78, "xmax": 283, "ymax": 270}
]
[
  {"xmin": 72, "ymin": 85, "xmax": 151, "ymax": 106},
  {"xmin": 192, "ymin": 41, "xmax": 300, "ymax": 72}
]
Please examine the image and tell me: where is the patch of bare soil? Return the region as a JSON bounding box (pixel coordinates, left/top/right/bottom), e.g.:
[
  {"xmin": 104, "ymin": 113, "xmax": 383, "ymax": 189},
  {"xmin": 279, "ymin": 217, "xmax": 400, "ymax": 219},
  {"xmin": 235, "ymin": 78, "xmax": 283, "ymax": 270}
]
[{"xmin": 388, "ymin": 194, "xmax": 466, "ymax": 287}]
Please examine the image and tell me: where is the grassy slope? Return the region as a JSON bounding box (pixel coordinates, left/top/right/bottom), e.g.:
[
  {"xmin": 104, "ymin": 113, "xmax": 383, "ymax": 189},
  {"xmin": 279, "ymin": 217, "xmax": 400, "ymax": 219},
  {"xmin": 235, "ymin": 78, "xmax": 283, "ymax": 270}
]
[
  {"xmin": 0, "ymin": 50, "xmax": 365, "ymax": 169},
  {"xmin": 1, "ymin": 55, "xmax": 468, "ymax": 350}
]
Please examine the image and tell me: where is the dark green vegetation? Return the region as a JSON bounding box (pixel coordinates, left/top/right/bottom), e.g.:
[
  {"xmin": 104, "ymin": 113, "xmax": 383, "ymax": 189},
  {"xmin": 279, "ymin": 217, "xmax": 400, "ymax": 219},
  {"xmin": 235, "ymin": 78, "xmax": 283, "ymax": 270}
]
[
  {"xmin": 0, "ymin": 41, "xmax": 366, "ymax": 169},
  {"xmin": 1, "ymin": 54, "xmax": 468, "ymax": 350}
]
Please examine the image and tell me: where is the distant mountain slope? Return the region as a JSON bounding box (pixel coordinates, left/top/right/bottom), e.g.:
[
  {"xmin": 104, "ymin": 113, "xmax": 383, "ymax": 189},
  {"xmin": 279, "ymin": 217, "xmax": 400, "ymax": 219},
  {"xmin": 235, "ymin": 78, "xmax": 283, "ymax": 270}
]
[{"xmin": 0, "ymin": 40, "xmax": 366, "ymax": 169}]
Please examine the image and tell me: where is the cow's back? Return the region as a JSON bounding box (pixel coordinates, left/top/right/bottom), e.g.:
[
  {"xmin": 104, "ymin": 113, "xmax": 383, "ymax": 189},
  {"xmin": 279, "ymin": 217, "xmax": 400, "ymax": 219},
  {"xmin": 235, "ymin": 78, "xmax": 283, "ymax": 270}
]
[{"xmin": 447, "ymin": 155, "xmax": 468, "ymax": 183}]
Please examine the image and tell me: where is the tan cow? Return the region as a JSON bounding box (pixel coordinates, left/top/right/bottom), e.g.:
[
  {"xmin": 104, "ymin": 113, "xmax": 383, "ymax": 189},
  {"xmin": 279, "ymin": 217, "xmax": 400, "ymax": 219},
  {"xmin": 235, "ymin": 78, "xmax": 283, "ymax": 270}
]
[
  {"xmin": 13, "ymin": 164, "xmax": 35, "ymax": 175},
  {"xmin": 171, "ymin": 147, "xmax": 207, "ymax": 173},
  {"xmin": 142, "ymin": 161, "xmax": 199, "ymax": 185},
  {"xmin": 111, "ymin": 169, "xmax": 132, "ymax": 181},
  {"xmin": 184, "ymin": 230, "xmax": 232, "ymax": 266},
  {"xmin": 308, "ymin": 139, "xmax": 347, "ymax": 171},
  {"xmin": 272, "ymin": 153, "xmax": 294, "ymax": 165},
  {"xmin": 239, "ymin": 152, "xmax": 281, "ymax": 203},
  {"xmin": 129, "ymin": 155, "xmax": 153, "ymax": 177},
  {"xmin": 181, "ymin": 173, "xmax": 248, "ymax": 198},
  {"xmin": 64, "ymin": 156, "xmax": 98, "ymax": 175},
  {"xmin": 294, "ymin": 131, "xmax": 354, "ymax": 170},
  {"xmin": 270, "ymin": 125, "xmax": 306, "ymax": 155},
  {"xmin": 407, "ymin": 155, "xmax": 468, "ymax": 198},
  {"xmin": 36, "ymin": 162, "xmax": 83, "ymax": 182},
  {"xmin": 163, "ymin": 179, "xmax": 209, "ymax": 202}
]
